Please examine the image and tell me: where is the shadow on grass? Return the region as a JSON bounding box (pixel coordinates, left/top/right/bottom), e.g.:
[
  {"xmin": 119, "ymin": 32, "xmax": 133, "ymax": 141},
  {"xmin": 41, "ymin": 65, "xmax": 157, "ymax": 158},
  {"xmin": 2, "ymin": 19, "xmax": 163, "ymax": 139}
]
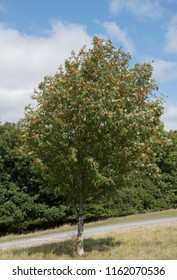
[{"xmin": 13, "ymin": 237, "xmax": 123, "ymax": 258}]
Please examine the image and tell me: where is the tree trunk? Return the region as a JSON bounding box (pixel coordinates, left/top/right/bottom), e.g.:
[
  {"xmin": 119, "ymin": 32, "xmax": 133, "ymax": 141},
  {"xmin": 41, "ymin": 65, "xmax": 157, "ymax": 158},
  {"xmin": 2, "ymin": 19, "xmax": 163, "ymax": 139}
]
[{"xmin": 77, "ymin": 196, "xmax": 84, "ymax": 256}]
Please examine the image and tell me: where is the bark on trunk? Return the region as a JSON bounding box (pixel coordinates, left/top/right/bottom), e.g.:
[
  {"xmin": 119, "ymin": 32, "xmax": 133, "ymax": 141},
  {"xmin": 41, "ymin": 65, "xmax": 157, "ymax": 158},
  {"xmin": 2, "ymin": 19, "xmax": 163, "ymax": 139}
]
[{"xmin": 77, "ymin": 196, "xmax": 84, "ymax": 256}]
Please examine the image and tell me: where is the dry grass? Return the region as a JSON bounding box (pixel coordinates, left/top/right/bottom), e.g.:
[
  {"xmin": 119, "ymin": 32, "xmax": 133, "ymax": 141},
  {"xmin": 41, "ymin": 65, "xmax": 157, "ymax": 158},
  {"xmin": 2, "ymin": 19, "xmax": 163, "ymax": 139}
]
[{"xmin": 1, "ymin": 222, "xmax": 177, "ymax": 260}]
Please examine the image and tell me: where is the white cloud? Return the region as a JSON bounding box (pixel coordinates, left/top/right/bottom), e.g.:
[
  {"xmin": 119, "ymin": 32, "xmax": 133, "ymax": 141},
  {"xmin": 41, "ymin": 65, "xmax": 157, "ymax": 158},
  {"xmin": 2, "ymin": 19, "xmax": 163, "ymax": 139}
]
[
  {"xmin": 161, "ymin": 103, "xmax": 177, "ymax": 131},
  {"xmin": 0, "ymin": 89, "xmax": 32, "ymax": 123},
  {"xmin": 0, "ymin": 21, "xmax": 92, "ymax": 123},
  {"xmin": 151, "ymin": 59, "xmax": 177, "ymax": 83},
  {"xmin": 109, "ymin": 0, "xmax": 163, "ymax": 19},
  {"xmin": 103, "ymin": 21, "xmax": 135, "ymax": 54},
  {"xmin": 165, "ymin": 14, "xmax": 177, "ymax": 55}
]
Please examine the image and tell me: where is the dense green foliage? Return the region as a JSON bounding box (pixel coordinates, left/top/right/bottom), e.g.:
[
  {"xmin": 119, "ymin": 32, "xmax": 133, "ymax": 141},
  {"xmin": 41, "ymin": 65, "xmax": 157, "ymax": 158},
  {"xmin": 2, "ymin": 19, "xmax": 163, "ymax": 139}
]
[
  {"xmin": 0, "ymin": 37, "xmax": 177, "ymax": 236},
  {"xmin": 22, "ymin": 36, "xmax": 167, "ymax": 255},
  {"xmin": 0, "ymin": 123, "xmax": 70, "ymax": 235},
  {"xmin": 0, "ymin": 122, "xmax": 177, "ymax": 235}
]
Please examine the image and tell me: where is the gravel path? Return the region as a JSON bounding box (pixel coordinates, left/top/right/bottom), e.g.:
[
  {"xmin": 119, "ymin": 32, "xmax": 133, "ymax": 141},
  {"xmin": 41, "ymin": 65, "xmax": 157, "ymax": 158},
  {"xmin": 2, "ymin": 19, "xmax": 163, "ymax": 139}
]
[{"xmin": 0, "ymin": 216, "xmax": 176, "ymax": 250}]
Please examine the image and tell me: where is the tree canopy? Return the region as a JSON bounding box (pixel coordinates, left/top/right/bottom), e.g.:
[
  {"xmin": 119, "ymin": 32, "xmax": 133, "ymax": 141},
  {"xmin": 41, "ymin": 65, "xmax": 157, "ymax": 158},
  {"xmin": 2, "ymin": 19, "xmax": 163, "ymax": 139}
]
[{"xmin": 22, "ymin": 36, "xmax": 166, "ymax": 255}]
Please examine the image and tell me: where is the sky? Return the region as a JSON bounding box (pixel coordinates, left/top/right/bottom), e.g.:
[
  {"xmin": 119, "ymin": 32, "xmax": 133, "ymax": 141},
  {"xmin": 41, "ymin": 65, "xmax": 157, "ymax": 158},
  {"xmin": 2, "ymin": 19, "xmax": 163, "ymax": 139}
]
[{"xmin": 0, "ymin": 0, "xmax": 177, "ymax": 130}]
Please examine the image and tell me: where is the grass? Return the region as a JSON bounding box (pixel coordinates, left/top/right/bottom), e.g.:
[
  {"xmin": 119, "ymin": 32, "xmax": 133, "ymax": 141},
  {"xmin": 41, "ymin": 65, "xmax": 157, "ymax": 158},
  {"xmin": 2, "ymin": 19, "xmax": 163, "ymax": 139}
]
[
  {"xmin": 0, "ymin": 209, "xmax": 177, "ymax": 260},
  {"xmin": 0, "ymin": 222, "xmax": 177, "ymax": 259},
  {"xmin": 0, "ymin": 208, "xmax": 177, "ymax": 243}
]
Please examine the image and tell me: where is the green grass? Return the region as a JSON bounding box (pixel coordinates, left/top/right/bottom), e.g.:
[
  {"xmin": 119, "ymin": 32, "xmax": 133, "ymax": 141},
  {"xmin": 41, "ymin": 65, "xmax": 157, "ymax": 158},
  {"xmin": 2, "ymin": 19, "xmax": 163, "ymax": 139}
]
[{"xmin": 0, "ymin": 208, "xmax": 177, "ymax": 243}]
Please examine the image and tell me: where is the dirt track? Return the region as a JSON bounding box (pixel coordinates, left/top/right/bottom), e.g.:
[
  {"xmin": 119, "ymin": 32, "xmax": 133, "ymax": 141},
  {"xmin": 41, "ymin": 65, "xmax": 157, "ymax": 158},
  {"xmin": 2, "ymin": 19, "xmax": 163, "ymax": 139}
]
[{"xmin": 0, "ymin": 216, "xmax": 176, "ymax": 250}]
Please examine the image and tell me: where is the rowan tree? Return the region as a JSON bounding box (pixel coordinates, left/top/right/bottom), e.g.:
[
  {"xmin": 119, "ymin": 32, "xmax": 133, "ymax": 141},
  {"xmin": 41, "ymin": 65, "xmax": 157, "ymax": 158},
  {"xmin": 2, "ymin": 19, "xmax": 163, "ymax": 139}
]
[{"xmin": 22, "ymin": 36, "xmax": 165, "ymax": 255}]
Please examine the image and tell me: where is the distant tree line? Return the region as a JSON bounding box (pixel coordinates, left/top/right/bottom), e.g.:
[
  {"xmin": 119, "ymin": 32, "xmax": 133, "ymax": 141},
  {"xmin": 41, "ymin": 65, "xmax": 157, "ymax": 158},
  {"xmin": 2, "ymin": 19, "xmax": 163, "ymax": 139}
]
[{"xmin": 0, "ymin": 122, "xmax": 177, "ymax": 236}]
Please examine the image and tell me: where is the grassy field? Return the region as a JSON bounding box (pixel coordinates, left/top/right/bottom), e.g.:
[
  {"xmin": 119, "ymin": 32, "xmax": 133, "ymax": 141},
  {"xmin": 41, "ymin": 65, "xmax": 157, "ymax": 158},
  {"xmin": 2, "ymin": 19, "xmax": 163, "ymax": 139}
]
[
  {"xmin": 0, "ymin": 209, "xmax": 177, "ymax": 260},
  {"xmin": 0, "ymin": 222, "xmax": 177, "ymax": 260}
]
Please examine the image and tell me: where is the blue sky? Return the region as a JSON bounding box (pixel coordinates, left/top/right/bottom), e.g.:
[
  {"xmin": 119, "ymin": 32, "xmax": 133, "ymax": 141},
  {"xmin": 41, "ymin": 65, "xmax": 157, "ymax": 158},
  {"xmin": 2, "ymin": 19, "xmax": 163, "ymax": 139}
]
[{"xmin": 0, "ymin": 0, "xmax": 177, "ymax": 130}]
